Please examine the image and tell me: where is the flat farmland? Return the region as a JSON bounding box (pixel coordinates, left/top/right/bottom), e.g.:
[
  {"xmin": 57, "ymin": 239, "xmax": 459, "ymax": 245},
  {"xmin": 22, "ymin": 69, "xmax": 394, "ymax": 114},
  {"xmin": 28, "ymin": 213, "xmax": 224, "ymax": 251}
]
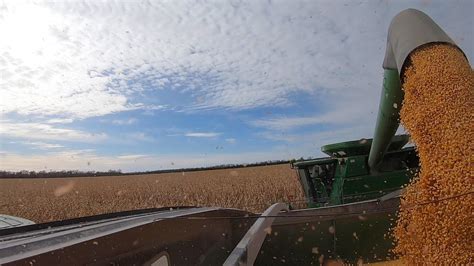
[{"xmin": 0, "ymin": 164, "xmax": 305, "ymax": 223}]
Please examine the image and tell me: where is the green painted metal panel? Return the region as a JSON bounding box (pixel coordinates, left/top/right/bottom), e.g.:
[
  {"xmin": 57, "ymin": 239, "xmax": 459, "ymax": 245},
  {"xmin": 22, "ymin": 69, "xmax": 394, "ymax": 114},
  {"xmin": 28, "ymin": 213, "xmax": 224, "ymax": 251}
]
[
  {"xmin": 368, "ymin": 69, "xmax": 404, "ymax": 170},
  {"xmin": 330, "ymin": 162, "xmax": 345, "ymax": 205},
  {"xmin": 322, "ymin": 135, "xmax": 408, "ymax": 158},
  {"xmin": 344, "ymin": 155, "xmax": 369, "ymax": 177},
  {"xmin": 342, "ymin": 170, "xmax": 411, "ymax": 203},
  {"xmin": 294, "ymin": 144, "xmax": 417, "ymax": 207},
  {"xmin": 255, "ymin": 212, "xmax": 398, "ymax": 265},
  {"xmin": 292, "ymin": 158, "xmax": 337, "ymax": 168}
]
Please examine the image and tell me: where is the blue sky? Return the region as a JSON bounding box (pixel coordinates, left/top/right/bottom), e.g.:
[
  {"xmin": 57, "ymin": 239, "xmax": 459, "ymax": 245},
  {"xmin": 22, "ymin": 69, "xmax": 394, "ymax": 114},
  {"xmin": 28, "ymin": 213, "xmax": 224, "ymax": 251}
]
[{"xmin": 0, "ymin": 0, "xmax": 472, "ymax": 172}]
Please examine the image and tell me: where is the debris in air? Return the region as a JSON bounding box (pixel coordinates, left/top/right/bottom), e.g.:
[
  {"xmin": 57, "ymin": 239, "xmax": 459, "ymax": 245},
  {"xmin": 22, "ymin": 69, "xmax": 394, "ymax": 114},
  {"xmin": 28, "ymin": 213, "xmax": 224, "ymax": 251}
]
[
  {"xmin": 328, "ymin": 226, "xmax": 335, "ymax": 234},
  {"xmin": 54, "ymin": 181, "xmax": 76, "ymax": 197},
  {"xmin": 264, "ymin": 227, "xmax": 272, "ymax": 235}
]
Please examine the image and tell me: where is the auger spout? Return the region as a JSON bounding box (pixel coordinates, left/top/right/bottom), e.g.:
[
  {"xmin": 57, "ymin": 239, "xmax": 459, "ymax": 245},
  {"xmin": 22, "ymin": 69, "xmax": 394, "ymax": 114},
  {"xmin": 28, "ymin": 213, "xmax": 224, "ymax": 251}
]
[{"xmin": 367, "ymin": 9, "xmax": 464, "ymax": 170}]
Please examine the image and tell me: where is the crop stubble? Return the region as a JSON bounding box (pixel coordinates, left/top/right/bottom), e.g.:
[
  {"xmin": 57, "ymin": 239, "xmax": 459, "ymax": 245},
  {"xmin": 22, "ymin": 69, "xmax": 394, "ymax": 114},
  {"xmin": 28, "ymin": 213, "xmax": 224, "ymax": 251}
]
[{"xmin": 0, "ymin": 164, "xmax": 305, "ymax": 223}]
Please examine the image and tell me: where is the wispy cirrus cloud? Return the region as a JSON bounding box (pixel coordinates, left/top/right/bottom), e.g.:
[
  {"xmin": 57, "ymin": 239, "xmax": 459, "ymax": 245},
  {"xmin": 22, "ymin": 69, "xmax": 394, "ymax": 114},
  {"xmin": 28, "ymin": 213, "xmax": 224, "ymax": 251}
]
[
  {"xmin": 117, "ymin": 154, "xmax": 149, "ymax": 160},
  {"xmin": 250, "ymin": 93, "xmax": 374, "ymax": 131},
  {"xmin": 0, "ymin": 121, "xmax": 107, "ymax": 142},
  {"xmin": 252, "ymin": 115, "xmax": 329, "ymax": 131},
  {"xmin": 225, "ymin": 138, "xmax": 236, "ymax": 144},
  {"xmin": 258, "ymin": 125, "xmax": 373, "ymax": 144},
  {"xmin": 46, "ymin": 118, "xmax": 74, "ymax": 124},
  {"xmin": 185, "ymin": 132, "xmax": 221, "ymax": 138},
  {"xmin": 110, "ymin": 118, "xmax": 137, "ymax": 125},
  {"xmin": 20, "ymin": 141, "xmax": 64, "ymax": 150},
  {"xmin": 126, "ymin": 132, "xmax": 156, "ymax": 142}
]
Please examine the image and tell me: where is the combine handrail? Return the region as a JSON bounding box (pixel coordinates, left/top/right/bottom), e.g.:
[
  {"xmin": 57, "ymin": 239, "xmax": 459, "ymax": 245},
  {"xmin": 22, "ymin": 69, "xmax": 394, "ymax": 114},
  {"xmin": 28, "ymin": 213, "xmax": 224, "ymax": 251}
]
[{"xmin": 223, "ymin": 203, "xmax": 289, "ymax": 266}]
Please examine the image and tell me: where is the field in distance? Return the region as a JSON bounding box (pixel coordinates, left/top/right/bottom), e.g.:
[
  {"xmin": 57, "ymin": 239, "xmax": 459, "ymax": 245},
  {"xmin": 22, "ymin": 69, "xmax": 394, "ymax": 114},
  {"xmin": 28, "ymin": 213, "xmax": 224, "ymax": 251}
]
[{"xmin": 0, "ymin": 164, "xmax": 305, "ymax": 223}]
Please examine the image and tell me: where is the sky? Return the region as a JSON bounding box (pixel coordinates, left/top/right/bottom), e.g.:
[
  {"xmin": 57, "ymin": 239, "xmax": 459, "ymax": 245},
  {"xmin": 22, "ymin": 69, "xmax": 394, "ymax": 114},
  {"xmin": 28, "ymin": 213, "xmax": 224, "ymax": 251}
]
[{"xmin": 0, "ymin": 0, "xmax": 472, "ymax": 172}]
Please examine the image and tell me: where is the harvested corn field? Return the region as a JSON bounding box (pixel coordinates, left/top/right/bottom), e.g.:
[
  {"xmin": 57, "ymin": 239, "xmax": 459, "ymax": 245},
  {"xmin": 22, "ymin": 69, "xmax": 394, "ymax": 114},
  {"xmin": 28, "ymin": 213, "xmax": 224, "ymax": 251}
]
[
  {"xmin": 0, "ymin": 164, "xmax": 305, "ymax": 224},
  {"xmin": 394, "ymin": 44, "xmax": 474, "ymax": 264}
]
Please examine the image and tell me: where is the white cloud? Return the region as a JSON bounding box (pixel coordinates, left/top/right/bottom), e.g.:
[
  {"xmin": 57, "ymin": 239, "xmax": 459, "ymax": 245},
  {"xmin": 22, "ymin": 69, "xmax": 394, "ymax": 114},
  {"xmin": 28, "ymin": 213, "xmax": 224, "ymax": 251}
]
[
  {"xmin": 46, "ymin": 118, "xmax": 74, "ymax": 124},
  {"xmin": 111, "ymin": 118, "xmax": 137, "ymax": 125},
  {"xmin": 0, "ymin": 1, "xmax": 471, "ymax": 121},
  {"xmin": 21, "ymin": 141, "xmax": 64, "ymax": 150},
  {"xmin": 0, "ymin": 121, "xmax": 107, "ymax": 142},
  {"xmin": 252, "ymin": 115, "xmax": 329, "ymax": 131},
  {"xmin": 117, "ymin": 154, "xmax": 149, "ymax": 160},
  {"xmin": 257, "ymin": 124, "xmax": 376, "ymax": 159},
  {"xmin": 250, "ymin": 91, "xmax": 376, "ymax": 130},
  {"xmin": 185, "ymin": 132, "xmax": 221, "ymax": 138},
  {"xmin": 52, "ymin": 149, "xmax": 96, "ymax": 157},
  {"xmin": 259, "ymin": 125, "xmax": 373, "ymax": 144},
  {"xmin": 126, "ymin": 132, "xmax": 155, "ymax": 142},
  {"xmin": 225, "ymin": 138, "xmax": 236, "ymax": 144},
  {"xmin": 143, "ymin": 104, "xmax": 167, "ymax": 111}
]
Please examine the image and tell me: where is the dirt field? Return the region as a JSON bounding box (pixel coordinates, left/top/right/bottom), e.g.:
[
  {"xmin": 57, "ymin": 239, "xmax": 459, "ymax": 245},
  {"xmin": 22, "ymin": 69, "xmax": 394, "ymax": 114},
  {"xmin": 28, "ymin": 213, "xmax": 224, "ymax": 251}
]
[{"xmin": 0, "ymin": 164, "xmax": 305, "ymax": 223}]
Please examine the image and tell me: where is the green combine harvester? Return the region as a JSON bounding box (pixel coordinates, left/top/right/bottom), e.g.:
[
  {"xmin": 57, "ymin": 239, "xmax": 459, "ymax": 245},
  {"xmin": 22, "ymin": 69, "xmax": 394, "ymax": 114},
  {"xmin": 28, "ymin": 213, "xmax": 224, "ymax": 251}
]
[
  {"xmin": 0, "ymin": 9, "xmax": 467, "ymax": 266},
  {"xmin": 292, "ymin": 135, "xmax": 418, "ymax": 207}
]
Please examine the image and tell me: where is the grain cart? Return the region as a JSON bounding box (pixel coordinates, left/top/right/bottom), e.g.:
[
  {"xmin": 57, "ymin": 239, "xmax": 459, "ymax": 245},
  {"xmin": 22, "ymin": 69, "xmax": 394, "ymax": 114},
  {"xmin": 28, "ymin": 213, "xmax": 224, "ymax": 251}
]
[{"xmin": 0, "ymin": 9, "xmax": 468, "ymax": 265}]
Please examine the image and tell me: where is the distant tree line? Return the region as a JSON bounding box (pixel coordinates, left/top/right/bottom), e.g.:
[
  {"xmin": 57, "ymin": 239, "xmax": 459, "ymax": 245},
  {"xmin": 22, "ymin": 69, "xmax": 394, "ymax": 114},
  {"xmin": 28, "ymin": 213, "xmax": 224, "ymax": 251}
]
[
  {"xmin": 0, "ymin": 169, "xmax": 123, "ymax": 179},
  {"xmin": 0, "ymin": 159, "xmax": 310, "ymax": 179}
]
